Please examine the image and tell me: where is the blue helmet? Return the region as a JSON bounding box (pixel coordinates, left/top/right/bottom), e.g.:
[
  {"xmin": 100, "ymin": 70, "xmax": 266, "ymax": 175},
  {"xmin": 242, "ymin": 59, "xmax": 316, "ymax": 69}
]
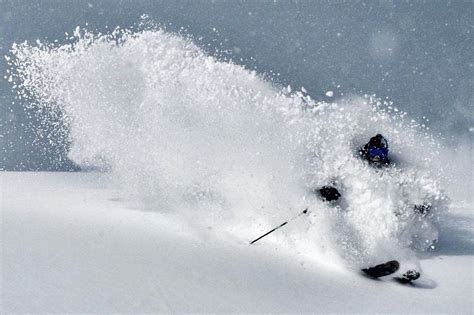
[{"xmin": 368, "ymin": 146, "xmax": 389, "ymax": 162}]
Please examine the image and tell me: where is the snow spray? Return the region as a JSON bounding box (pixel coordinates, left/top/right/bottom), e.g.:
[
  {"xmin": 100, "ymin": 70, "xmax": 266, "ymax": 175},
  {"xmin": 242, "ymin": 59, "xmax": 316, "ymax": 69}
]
[{"xmin": 8, "ymin": 23, "xmax": 449, "ymax": 270}]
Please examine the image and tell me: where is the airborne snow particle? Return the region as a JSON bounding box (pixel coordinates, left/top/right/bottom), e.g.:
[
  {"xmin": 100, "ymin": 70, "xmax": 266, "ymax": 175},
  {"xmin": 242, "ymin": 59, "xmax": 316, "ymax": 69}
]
[{"xmin": 325, "ymin": 91, "xmax": 334, "ymax": 97}]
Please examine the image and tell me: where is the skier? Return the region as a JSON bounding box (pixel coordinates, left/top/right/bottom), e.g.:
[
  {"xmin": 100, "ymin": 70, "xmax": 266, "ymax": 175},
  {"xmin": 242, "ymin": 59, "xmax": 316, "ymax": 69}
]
[
  {"xmin": 254, "ymin": 134, "xmax": 428, "ymax": 282},
  {"xmin": 317, "ymin": 134, "xmax": 422, "ymax": 281}
]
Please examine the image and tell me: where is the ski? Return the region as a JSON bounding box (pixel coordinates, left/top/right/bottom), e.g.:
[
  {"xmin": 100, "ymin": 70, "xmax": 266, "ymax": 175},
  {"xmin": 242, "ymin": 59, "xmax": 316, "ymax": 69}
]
[
  {"xmin": 362, "ymin": 261, "xmax": 423, "ymax": 286},
  {"xmin": 362, "ymin": 260, "xmax": 400, "ymax": 278}
]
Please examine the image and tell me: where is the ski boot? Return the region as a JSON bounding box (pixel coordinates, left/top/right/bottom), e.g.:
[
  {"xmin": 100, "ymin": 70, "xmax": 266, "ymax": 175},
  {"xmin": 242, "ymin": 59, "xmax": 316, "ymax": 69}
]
[{"xmin": 397, "ymin": 269, "xmax": 421, "ymax": 283}]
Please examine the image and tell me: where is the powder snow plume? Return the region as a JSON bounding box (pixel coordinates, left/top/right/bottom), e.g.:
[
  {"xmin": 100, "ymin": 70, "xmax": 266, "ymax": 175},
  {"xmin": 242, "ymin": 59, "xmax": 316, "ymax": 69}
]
[{"xmin": 9, "ymin": 25, "xmax": 449, "ymax": 270}]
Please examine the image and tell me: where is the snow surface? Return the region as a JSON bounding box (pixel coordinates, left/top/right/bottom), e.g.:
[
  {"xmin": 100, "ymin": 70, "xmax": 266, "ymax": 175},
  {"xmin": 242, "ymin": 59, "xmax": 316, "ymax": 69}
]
[{"xmin": 1, "ymin": 172, "xmax": 472, "ymax": 313}]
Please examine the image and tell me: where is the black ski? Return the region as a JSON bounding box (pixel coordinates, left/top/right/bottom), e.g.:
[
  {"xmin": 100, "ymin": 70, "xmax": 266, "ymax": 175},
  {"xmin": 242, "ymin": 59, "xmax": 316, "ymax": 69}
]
[
  {"xmin": 362, "ymin": 260, "xmax": 400, "ymax": 278},
  {"xmin": 362, "ymin": 261, "xmax": 423, "ymax": 286}
]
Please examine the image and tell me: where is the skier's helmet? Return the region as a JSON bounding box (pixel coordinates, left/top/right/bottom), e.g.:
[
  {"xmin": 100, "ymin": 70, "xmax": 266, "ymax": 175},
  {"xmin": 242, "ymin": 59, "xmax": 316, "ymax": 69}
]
[
  {"xmin": 367, "ymin": 134, "xmax": 389, "ymax": 162},
  {"xmin": 369, "ymin": 134, "xmax": 388, "ymax": 149},
  {"xmin": 368, "ymin": 146, "xmax": 389, "ymax": 162}
]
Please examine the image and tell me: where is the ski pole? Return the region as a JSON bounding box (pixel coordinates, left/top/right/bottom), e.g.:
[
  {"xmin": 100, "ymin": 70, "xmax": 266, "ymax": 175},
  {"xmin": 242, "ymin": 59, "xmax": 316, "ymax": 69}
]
[{"xmin": 250, "ymin": 208, "xmax": 309, "ymax": 245}]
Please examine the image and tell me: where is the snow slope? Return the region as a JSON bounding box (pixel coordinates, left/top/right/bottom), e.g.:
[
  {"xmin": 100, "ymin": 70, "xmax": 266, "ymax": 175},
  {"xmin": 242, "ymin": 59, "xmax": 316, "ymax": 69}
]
[{"xmin": 1, "ymin": 172, "xmax": 472, "ymax": 313}]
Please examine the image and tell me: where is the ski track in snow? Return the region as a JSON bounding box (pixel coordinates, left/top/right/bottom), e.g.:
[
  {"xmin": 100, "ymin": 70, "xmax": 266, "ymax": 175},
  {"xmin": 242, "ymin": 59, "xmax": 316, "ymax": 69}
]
[{"xmin": 3, "ymin": 27, "xmax": 473, "ymax": 312}]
